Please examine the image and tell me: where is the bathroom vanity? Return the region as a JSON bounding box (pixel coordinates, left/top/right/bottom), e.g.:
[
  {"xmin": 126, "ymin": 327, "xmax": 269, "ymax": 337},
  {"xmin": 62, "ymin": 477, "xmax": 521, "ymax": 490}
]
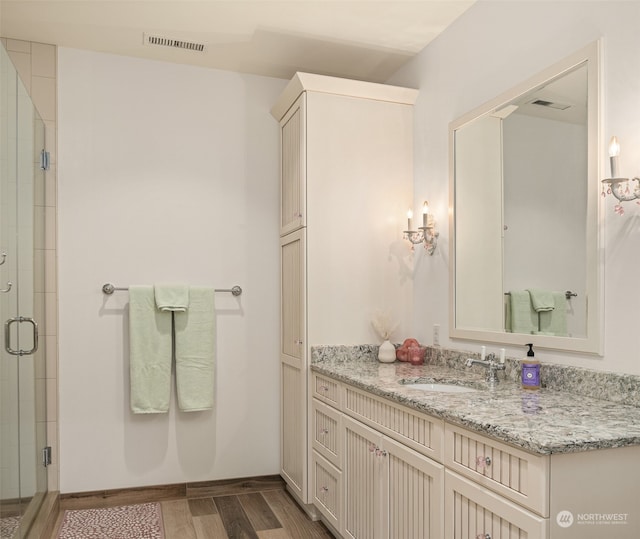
[{"xmin": 308, "ymin": 348, "xmax": 640, "ymax": 539}]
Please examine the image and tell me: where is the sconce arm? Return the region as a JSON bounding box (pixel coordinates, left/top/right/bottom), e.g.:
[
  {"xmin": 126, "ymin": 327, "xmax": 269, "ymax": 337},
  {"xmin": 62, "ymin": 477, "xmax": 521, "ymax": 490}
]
[{"xmin": 603, "ymin": 177, "xmax": 640, "ymax": 203}]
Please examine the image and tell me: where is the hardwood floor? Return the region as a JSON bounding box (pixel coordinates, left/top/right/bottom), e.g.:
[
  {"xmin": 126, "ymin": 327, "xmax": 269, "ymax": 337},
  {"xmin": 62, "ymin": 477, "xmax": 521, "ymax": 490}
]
[{"xmin": 50, "ymin": 476, "xmax": 334, "ymax": 539}]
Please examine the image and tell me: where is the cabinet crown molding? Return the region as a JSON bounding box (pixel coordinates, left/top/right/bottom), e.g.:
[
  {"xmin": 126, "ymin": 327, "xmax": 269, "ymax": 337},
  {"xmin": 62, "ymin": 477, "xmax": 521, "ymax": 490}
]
[{"xmin": 270, "ymin": 71, "xmax": 418, "ymax": 121}]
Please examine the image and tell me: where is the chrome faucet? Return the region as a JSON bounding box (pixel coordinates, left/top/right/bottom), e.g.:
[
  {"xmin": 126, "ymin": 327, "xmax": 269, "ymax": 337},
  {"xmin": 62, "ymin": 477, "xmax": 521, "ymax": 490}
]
[{"xmin": 466, "ymin": 353, "xmax": 505, "ymax": 386}]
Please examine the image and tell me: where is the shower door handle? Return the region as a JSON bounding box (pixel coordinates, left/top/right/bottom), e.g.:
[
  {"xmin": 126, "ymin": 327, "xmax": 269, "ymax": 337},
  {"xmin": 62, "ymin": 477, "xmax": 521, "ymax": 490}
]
[{"xmin": 5, "ymin": 317, "xmax": 39, "ymax": 356}]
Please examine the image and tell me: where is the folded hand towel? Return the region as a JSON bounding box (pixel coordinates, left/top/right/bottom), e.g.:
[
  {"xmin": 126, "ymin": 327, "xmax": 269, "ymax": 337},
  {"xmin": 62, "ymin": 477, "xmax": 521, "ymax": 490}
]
[
  {"xmin": 526, "ymin": 288, "xmax": 555, "ymax": 312},
  {"xmin": 509, "ymin": 290, "xmax": 538, "ymax": 334},
  {"xmin": 174, "ymin": 286, "xmax": 216, "ymax": 412},
  {"xmin": 129, "ymin": 286, "xmax": 172, "ymax": 413},
  {"xmin": 539, "ymin": 292, "xmax": 568, "ymax": 336},
  {"xmin": 154, "ymin": 283, "xmax": 189, "ymax": 312}
]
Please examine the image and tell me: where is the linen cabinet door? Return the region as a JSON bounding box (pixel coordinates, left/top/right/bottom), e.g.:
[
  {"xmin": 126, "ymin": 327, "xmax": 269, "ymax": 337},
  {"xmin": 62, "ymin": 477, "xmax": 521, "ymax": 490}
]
[
  {"xmin": 384, "ymin": 436, "xmax": 444, "ymax": 539},
  {"xmin": 343, "ymin": 416, "xmax": 385, "ymax": 539},
  {"xmin": 280, "ymin": 229, "xmax": 307, "ymax": 502},
  {"xmin": 445, "ymin": 471, "xmax": 548, "ymax": 539},
  {"xmin": 279, "ymin": 93, "xmax": 306, "ymax": 236}
]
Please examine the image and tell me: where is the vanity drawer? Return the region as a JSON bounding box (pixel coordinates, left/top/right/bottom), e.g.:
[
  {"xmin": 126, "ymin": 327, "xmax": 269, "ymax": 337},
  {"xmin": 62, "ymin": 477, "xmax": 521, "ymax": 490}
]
[
  {"xmin": 445, "ymin": 470, "xmax": 548, "ymax": 539},
  {"xmin": 343, "ymin": 384, "xmax": 443, "ymax": 462},
  {"xmin": 444, "ymin": 424, "xmax": 549, "ymax": 516},
  {"xmin": 312, "ymin": 398, "xmax": 343, "ymax": 468},
  {"xmin": 312, "ymin": 450, "xmax": 342, "ymax": 532},
  {"xmin": 312, "ymin": 373, "xmax": 342, "ymax": 408}
]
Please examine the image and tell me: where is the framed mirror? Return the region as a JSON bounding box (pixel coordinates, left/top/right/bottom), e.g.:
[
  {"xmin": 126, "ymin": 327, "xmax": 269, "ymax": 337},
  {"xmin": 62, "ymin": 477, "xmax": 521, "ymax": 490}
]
[{"xmin": 449, "ymin": 41, "xmax": 603, "ymax": 354}]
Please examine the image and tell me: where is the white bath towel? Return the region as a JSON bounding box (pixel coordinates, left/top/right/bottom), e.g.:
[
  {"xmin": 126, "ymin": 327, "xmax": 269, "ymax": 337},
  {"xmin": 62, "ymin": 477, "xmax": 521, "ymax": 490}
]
[
  {"xmin": 174, "ymin": 286, "xmax": 216, "ymax": 412},
  {"xmin": 129, "ymin": 286, "xmax": 172, "ymax": 413}
]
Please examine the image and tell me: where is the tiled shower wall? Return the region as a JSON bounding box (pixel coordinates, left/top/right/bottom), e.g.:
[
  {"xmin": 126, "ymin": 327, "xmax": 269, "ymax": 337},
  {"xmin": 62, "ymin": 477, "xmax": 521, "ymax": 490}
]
[{"xmin": 2, "ymin": 37, "xmax": 58, "ymax": 493}]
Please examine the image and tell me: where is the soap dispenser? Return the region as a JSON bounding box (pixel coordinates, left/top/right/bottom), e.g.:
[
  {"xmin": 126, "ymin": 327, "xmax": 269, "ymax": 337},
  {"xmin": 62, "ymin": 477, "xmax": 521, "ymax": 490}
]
[{"xmin": 521, "ymin": 343, "xmax": 540, "ymax": 390}]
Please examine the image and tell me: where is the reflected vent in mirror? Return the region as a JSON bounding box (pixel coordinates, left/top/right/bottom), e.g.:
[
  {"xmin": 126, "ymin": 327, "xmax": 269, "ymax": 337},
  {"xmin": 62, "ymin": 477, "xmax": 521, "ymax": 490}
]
[
  {"xmin": 143, "ymin": 33, "xmax": 207, "ymax": 52},
  {"xmin": 530, "ymin": 98, "xmax": 571, "ymax": 110}
]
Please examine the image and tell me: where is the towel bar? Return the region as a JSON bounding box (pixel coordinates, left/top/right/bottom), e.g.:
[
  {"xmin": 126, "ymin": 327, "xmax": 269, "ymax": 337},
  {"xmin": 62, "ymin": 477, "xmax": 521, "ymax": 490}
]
[
  {"xmin": 102, "ymin": 283, "xmax": 242, "ymax": 296},
  {"xmin": 504, "ymin": 290, "xmax": 577, "ymax": 300}
]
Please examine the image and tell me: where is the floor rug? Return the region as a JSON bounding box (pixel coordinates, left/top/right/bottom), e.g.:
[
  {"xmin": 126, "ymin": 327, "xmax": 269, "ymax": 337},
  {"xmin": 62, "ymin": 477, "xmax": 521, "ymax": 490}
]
[
  {"xmin": 57, "ymin": 502, "xmax": 164, "ymax": 539},
  {"xmin": 0, "ymin": 516, "xmax": 20, "ymax": 539}
]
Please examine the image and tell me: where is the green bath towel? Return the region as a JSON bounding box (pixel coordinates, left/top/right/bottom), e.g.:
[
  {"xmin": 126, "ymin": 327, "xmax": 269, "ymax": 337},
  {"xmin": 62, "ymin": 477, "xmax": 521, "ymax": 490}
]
[
  {"xmin": 174, "ymin": 286, "xmax": 216, "ymax": 412},
  {"xmin": 129, "ymin": 286, "xmax": 172, "ymax": 413},
  {"xmin": 509, "ymin": 290, "xmax": 537, "ymax": 334},
  {"xmin": 154, "ymin": 283, "xmax": 189, "ymax": 312},
  {"xmin": 526, "ymin": 288, "xmax": 555, "ymax": 312},
  {"xmin": 538, "ymin": 292, "xmax": 568, "ymax": 336}
]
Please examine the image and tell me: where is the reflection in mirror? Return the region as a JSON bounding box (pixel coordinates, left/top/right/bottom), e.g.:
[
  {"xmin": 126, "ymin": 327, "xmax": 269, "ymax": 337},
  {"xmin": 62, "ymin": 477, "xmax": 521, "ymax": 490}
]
[{"xmin": 450, "ymin": 42, "xmax": 602, "ymax": 354}]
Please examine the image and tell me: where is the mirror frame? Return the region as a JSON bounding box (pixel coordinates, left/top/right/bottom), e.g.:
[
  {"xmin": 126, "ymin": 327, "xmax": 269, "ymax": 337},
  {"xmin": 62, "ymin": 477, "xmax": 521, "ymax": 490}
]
[{"xmin": 448, "ymin": 40, "xmax": 603, "ymax": 355}]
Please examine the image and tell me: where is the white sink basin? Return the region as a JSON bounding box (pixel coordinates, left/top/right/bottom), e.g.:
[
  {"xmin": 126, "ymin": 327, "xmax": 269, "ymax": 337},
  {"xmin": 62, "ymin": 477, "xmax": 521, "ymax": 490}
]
[{"xmin": 404, "ymin": 383, "xmax": 478, "ymax": 393}]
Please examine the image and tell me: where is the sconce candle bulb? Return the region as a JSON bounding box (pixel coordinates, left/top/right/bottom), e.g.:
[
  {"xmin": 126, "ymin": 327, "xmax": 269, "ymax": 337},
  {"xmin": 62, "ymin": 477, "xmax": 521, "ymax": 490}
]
[
  {"xmin": 601, "ymin": 135, "xmax": 640, "ymax": 212},
  {"xmin": 609, "ymin": 136, "xmax": 620, "ymax": 178},
  {"xmin": 422, "ymin": 201, "xmax": 429, "ymax": 227},
  {"xmin": 406, "ymin": 209, "xmax": 413, "ymax": 231}
]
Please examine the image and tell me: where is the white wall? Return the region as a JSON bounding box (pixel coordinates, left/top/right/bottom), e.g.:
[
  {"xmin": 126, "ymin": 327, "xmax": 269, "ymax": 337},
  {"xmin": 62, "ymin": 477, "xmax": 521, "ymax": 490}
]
[
  {"xmin": 388, "ymin": 0, "xmax": 640, "ymax": 374},
  {"xmin": 57, "ymin": 48, "xmax": 286, "ymax": 493}
]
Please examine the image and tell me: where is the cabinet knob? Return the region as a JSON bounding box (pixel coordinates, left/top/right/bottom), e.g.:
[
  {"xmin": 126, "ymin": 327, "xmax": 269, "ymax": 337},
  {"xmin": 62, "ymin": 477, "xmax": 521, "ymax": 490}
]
[
  {"xmin": 476, "ymin": 455, "xmax": 491, "ymax": 468},
  {"xmin": 319, "ymin": 385, "xmax": 329, "ymax": 392},
  {"xmin": 476, "ymin": 534, "xmax": 491, "ymax": 539},
  {"xmin": 295, "ymin": 339, "xmax": 303, "ymax": 345},
  {"xmin": 320, "ymin": 428, "xmax": 329, "ymax": 435},
  {"xmin": 319, "ymin": 486, "xmax": 329, "ymax": 493},
  {"xmin": 368, "ymin": 443, "xmax": 387, "ymax": 457}
]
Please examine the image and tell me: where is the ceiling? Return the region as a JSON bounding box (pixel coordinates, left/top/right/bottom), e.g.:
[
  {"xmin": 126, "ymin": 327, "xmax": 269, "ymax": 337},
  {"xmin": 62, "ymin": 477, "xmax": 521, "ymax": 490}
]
[{"xmin": 0, "ymin": 0, "xmax": 475, "ymax": 82}]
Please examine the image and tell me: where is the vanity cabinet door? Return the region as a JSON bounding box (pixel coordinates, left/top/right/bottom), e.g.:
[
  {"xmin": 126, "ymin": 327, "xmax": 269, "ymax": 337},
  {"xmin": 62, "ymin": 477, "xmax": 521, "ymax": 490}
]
[
  {"xmin": 384, "ymin": 436, "xmax": 444, "ymax": 539},
  {"xmin": 445, "ymin": 470, "xmax": 548, "ymax": 539},
  {"xmin": 279, "ymin": 94, "xmax": 306, "ymax": 236},
  {"xmin": 343, "ymin": 416, "xmax": 385, "ymax": 539},
  {"xmin": 343, "ymin": 415, "xmax": 444, "ymax": 539}
]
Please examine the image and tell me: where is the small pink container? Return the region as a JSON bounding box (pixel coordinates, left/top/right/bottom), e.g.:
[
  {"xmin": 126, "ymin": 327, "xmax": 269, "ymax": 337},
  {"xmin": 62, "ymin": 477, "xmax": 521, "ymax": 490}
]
[{"xmin": 408, "ymin": 346, "xmax": 426, "ymax": 365}]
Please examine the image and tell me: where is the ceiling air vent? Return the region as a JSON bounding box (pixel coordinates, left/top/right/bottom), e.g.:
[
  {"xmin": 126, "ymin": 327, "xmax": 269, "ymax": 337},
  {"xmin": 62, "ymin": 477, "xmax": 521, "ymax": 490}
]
[
  {"xmin": 144, "ymin": 33, "xmax": 207, "ymax": 53},
  {"xmin": 530, "ymin": 99, "xmax": 571, "ymax": 111}
]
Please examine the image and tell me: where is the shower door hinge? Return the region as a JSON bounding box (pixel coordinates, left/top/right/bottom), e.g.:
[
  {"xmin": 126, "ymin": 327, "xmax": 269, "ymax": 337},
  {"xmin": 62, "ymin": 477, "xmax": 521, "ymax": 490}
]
[
  {"xmin": 42, "ymin": 446, "xmax": 52, "ymax": 467},
  {"xmin": 40, "ymin": 149, "xmax": 50, "ymax": 171}
]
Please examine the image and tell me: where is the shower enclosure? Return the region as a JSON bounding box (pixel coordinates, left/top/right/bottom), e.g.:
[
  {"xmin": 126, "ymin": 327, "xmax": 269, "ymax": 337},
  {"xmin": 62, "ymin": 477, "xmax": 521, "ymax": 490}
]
[{"xmin": 0, "ymin": 43, "xmax": 49, "ymax": 538}]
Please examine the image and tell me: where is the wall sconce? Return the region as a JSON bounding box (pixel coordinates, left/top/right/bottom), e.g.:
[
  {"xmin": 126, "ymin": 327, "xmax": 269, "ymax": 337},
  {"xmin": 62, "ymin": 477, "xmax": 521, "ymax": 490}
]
[
  {"xmin": 602, "ymin": 136, "xmax": 640, "ymax": 214},
  {"xmin": 403, "ymin": 201, "xmax": 439, "ymax": 255}
]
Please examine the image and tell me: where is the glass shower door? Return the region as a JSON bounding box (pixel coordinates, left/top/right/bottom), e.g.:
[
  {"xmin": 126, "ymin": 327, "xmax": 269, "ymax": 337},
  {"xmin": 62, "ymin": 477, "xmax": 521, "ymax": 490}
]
[{"xmin": 0, "ymin": 43, "xmax": 48, "ymax": 539}]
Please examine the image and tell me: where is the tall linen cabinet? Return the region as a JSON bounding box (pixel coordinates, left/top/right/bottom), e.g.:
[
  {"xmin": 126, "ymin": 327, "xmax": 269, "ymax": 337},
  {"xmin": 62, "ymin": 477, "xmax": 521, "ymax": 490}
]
[{"xmin": 271, "ymin": 73, "xmax": 418, "ymax": 512}]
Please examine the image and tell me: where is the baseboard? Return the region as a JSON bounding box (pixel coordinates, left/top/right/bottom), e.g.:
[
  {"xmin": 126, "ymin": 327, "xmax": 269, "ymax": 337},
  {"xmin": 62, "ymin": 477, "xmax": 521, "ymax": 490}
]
[
  {"xmin": 60, "ymin": 474, "xmax": 286, "ymax": 511},
  {"xmin": 284, "ymin": 484, "xmax": 321, "ymax": 521}
]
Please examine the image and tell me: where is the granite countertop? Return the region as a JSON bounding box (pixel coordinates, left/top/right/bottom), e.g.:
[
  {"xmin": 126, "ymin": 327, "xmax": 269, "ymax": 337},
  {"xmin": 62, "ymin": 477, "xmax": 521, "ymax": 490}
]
[{"xmin": 310, "ymin": 351, "xmax": 640, "ymax": 456}]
